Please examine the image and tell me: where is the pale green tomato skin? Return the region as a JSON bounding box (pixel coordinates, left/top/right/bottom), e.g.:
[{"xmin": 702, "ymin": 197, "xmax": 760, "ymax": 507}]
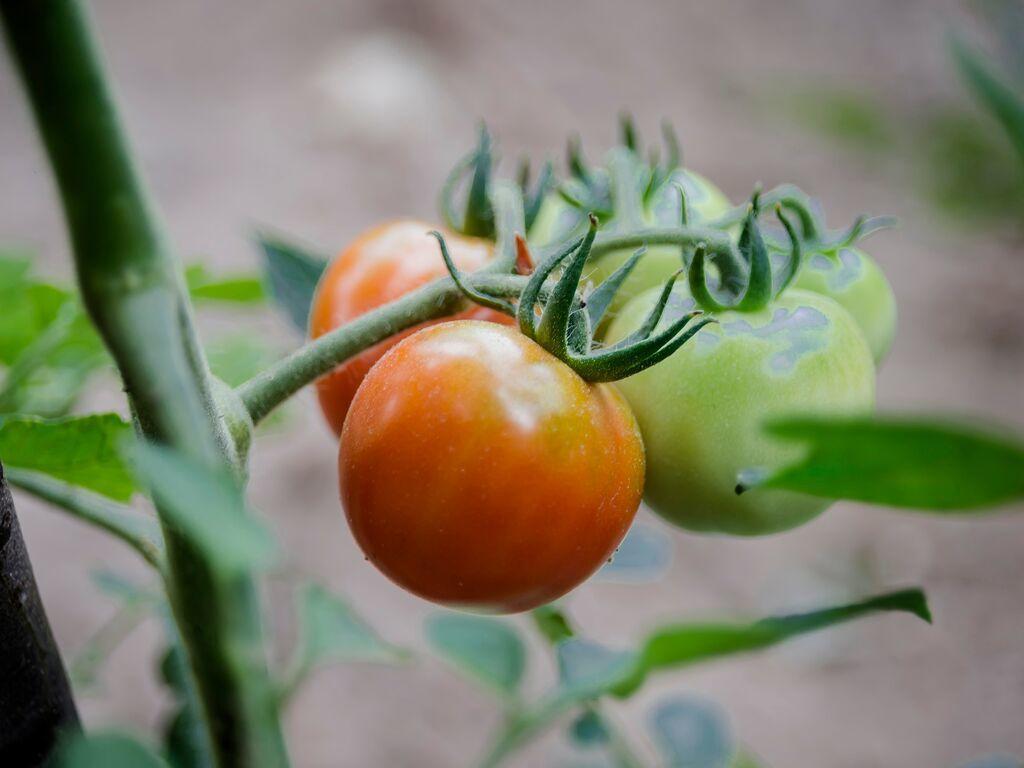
[
  {"xmin": 528, "ymin": 193, "xmax": 583, "ymax": 248},
  {"xmin": 789, "ymin": 247, "xmax": 896, "ymax": 365},
  {"xmin": 606, "ymin": 287, "xmax": 876, "ymax": 536},
  {"xmin": 529, "ymin": 170, "xmax": 731, "ymax": 329}
]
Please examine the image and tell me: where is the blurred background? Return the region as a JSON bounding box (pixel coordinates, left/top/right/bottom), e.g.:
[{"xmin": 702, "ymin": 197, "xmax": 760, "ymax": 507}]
[{"xmin": 2, "ymin": 0, "xmax": 1023, "ymax": 766}]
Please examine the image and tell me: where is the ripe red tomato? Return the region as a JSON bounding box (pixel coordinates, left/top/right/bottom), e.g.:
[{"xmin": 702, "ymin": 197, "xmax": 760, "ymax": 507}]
[
  {"xmin": 309, "ymin": 220, "xmax": 512, "ymax": 435},
  {"xmin": 339, "ymin": 321, "xmax": 644, "ymax": 613}
]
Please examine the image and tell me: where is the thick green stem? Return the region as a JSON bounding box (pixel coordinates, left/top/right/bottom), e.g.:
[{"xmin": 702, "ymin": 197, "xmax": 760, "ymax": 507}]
[
  {"xmin": 237, "ymin": 273, "xmax": 529, "ymax": 425},
  {"xmin": 1, "ymin": 2, "xmax": 287, "ymax": 766}
]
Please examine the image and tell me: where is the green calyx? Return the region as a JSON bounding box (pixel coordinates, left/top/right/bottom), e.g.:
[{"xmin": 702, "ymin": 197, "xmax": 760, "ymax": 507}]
[
  {"xmin": 688, "ymin": 192, "xmax": 802, "ymax": 314},
  {"xmin": 435, "ymin": 214, "xmax": 713, "ymax": 382},
  {"xmin": 440, "ymin": 124, "xmax": 553, "ymax": 239},
  {"xmin": 801, "ymin": 213, "xmax": 897, "ymax": 256},
  {"xmin": 521, "ymin": 214, "xmax": 713, "ymax": 381},
  {"xmin": 724, "ymin": 183, "xmax": 897, "ymax": 260},
  {"xmin": 558, "ymin": 115, "xmax": 685, "ymax": 230}
]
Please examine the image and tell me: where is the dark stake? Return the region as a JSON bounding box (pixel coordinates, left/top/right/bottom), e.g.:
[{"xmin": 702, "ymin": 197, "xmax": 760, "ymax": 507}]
[{"xmin": 0, "ymin": 461, "xmax": 80, "ymax": 766}]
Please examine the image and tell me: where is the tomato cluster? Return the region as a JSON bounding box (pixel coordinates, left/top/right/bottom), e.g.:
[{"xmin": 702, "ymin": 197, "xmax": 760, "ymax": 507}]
[{"xmin": 309, "ymin": 125, "xmax": 896, "ymax": 613}]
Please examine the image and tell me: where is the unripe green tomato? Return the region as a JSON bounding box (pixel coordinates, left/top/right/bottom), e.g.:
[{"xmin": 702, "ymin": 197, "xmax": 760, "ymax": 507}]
[
  {"xmin": 788, "ymin": 247, "xmax": 896, "ymax": 365},
  {"xmin": 530, "ymin": 170, "xmax": 731, "ymax": 329},
  {"xmin": 606, "ymin": 287, "xmax": 876, "ymax": 535},
  {"xmin": 528, "ymin": 192, "xmax": 584, "ymax": 248},
  {"xmin": 588, "ymin": 170, "xmax": 732, "ymax": 327}
]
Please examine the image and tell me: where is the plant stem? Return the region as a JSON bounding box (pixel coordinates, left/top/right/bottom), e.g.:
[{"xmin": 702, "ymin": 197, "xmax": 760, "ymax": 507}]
[
  {"xmin": 589, "ymin": 226, "xmax": 735, "ymax": 260},
  {"xmin": 1, "ymin": 2, "xmax": 287, "ymax": 765},
  {"xmin": 588, "ymin": 226, "xmax": 747, "ymax": 295},
  {"xmin": 584, "ymin": 701, "xmax": 644, "ymax": 768},
  {"xmin": 477, "ymin": 607, "xmax": 646, "ymax": 768},
  {"xmin": 70, "ymin": 595, "xmax": 152, "ymax": 689},
  {"xmin": 5, "ymin": 468, "xmax": 164, "ymax": 570},
  {"xmin": 237, "ymin": 273, "xmax": 529, "ymax": 425}
]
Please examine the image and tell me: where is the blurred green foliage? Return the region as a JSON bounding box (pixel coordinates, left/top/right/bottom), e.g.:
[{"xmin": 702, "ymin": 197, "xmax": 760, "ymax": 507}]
[
  {"xmin": 778, "ymin": 85, "xmax": 1024, "ymax": 227},
  {"xmin": 781, "ymin": 88, "xmax": 894, "ymax": 153},
  {"xmin": 774, "ymin": 5, "xmax": 1024, "ymax": 231},
  {"xmin": 0, "ymin": 251, "xmax": 272, "ymax": 420}
]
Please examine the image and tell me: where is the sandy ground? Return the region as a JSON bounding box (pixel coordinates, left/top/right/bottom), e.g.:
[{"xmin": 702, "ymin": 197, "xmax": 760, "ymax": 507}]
[{"xmin": 2, "ymin": 1, "xmax": 1024, "ymax": 766}]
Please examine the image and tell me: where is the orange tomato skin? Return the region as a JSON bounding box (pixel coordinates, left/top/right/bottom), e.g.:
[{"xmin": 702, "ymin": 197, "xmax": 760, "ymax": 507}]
[
  {"xmin": 339, "ymin": 321, "xmax": 645, "ymax": 614},
  {"xmin": 309, "ymin": 220, "xmax": 512, "ymax": 435}
]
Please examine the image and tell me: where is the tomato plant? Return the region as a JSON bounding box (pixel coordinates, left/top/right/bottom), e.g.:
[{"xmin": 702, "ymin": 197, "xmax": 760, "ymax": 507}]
[
  {"xmin": 309, "ymin": 220, "xmax": 511, "ymax": 435},
  {"xmin": 340, "ymin": 320, "xmax": 644, "ymax": 612},
  {"xmin": 3, "ymin": 4, "xmax": 1023, "ymax": 766},
  {"xmin": 607, "ymin": 204, "xmax": 876, "ymax": 534}
]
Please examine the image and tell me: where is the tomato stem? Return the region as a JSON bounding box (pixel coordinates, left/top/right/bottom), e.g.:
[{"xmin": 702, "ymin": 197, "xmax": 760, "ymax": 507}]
[
  {"xmin": 238, "ymin": 272, "xmax": 533, "ymax": 425},
  {"xmin": 586, "ymin": 224, "xmax": 746, "ymax": 295},
  {"xmin": 2, "ymin": 2, "xmax": 289, "ymax": 764}
]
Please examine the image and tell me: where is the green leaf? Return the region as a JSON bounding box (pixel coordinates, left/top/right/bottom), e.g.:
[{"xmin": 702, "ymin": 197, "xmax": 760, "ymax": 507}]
[
  {"xmin": 483, "ymin": 588, "xmax": 928, "ymax": 765},
  {"xmin": 950, "ymin": 34, "xmax": 1024, "ymax": 164},
  {"xmin": 916, "ymin": 107, "xmax": 1024, "ymax": 225},
  {"xmin": 205, "ymin": 334, "xmax": 281, "ymax": 388},
  {"xmin": 294, "ymin": 583, "xmax": 408, "ymax": 673},
  {"xmin": 779, "ymin": 87, "xmax": 894, "ymax": 153},
  {"xmin": 133, "ymin": 443, "xmax": 275, "ymax": 573},
  {"xmin": 0, "ymin": 414, "xmax": 134, "ymax": 501},
  {"xmin": 0, "ymin": 255, "xmax": 107, "ymax": 417},
  {"xmin": 556, "ymin": 639, "xmax": 636, "ymax": 700},
  {"xmin": 185, "ymin": 264, "xmax": 265, "ymax": 304},
  {"xmin": 597, "ymin": 521, "xmax": 672, "ymax": 583},
  {"xmin": 532, "ymin": 604, "xmax": 575, "ymax": 645},
  {"xmin": 0, "ymin": 253, "xmax": 71, "ymax": 364},
  {"xmin": 425, "ymin": 613, "xmax": 526, "ymax": 698},
  {"xmin": 648, "ymin": 696, "xmax": 735, "ymax": 768},
  {"xmin": 5, "ymin": 309, "xmax": 109, "ymax": 417},
  {"xmin": 614, "ymin": 588, "xmax": 929, "ymax": 696},
  {"xmin": 746, "ymin": 416, "xmax": 1024, "ymax": 511},
  {"xmin": 255, "ymin": 233, "xmax": 328, "ymax": 332},
  {"xmin": 50, "ymin": 732, "xmax": 169, "ymax": 768}
]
